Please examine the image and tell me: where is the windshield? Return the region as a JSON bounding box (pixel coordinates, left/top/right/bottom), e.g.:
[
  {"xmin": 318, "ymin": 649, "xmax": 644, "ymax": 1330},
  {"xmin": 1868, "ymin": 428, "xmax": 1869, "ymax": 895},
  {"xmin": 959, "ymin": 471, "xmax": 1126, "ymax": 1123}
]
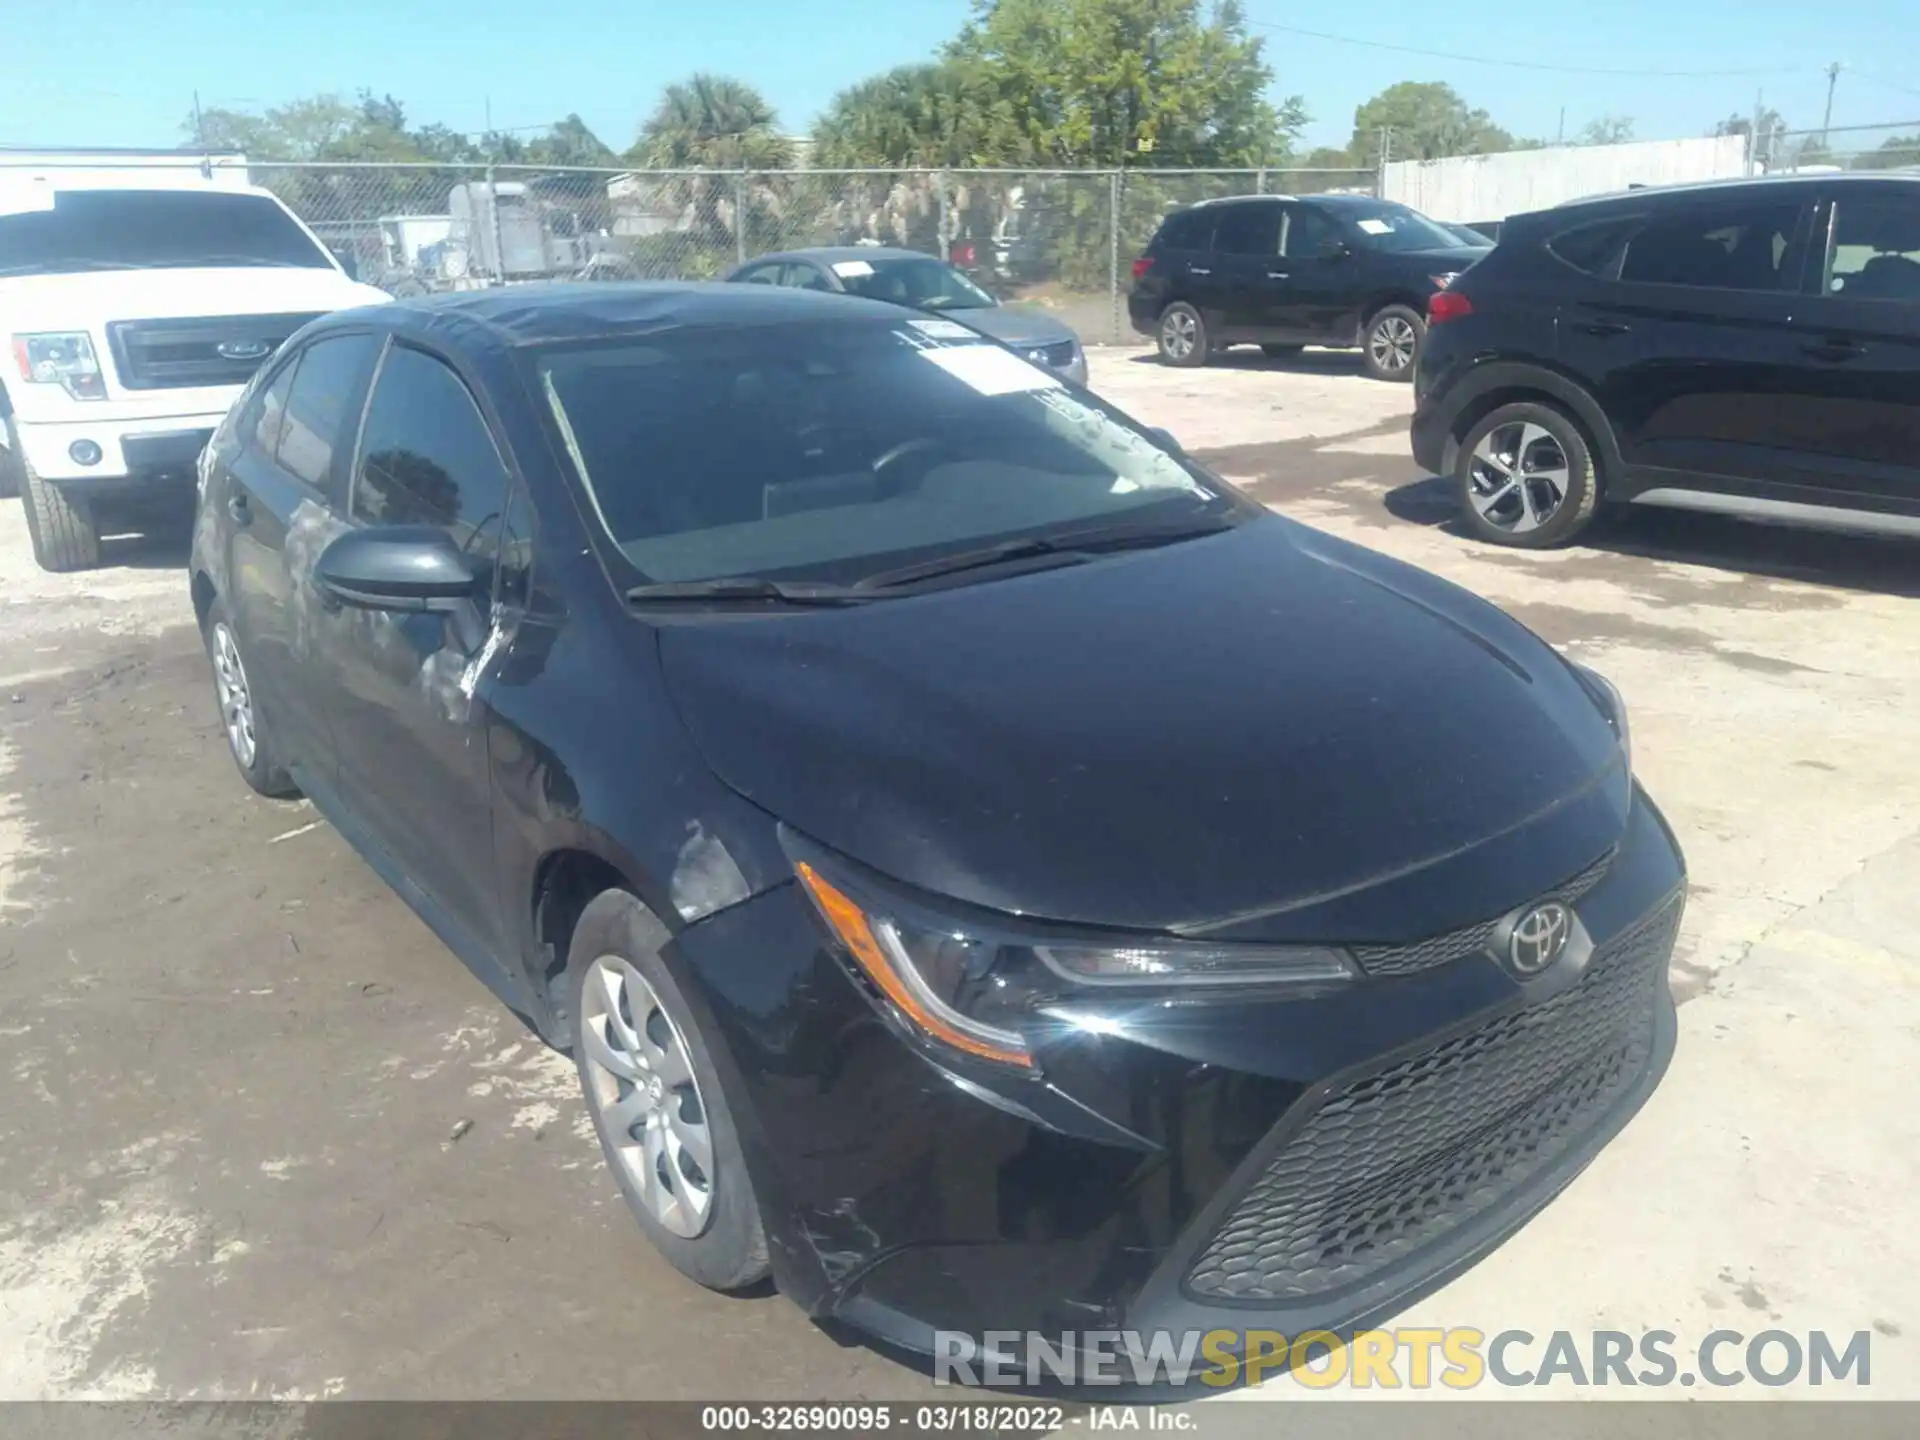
[
  {"xmin": 0, "ymin": 189, "xmax": 334, "ymax": 277},
  {"xmin": 1338, "ymin": 203, "xmax": 1468, "ymax": 254},
  {"xmin": 537, "ymin": 318, "xmax": 1239, "ymax": 588},
  {"xmin": 830, "ymin": 256, "xmax": 996, "ymax": 311}
]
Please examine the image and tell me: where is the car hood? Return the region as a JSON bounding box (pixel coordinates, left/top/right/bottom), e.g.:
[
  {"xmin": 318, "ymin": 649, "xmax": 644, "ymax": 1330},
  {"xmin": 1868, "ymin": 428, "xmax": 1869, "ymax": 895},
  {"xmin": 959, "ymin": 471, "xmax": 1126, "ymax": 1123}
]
[
  {"xmin": 0, "ymin": 266, "xmax": 390, "ymax": 329},
  {"xmin": 936, "ymin": 304, "xmax": 1078, "ymax": 349},
  {"xmin": 658, "ymin": 517, "xmax": 1630, "ymax": 941}
]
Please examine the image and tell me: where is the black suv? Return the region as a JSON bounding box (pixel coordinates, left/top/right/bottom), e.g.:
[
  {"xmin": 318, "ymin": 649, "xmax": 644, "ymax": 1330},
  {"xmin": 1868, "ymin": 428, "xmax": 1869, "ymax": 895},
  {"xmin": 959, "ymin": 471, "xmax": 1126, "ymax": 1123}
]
[
  {"xmin": 1128, "ymin": 194, "xmax": 1487, "ymax": 380},
  {"xmin": 1413, "ymin": 172, "xmax": 1920, "ymax": 548}
]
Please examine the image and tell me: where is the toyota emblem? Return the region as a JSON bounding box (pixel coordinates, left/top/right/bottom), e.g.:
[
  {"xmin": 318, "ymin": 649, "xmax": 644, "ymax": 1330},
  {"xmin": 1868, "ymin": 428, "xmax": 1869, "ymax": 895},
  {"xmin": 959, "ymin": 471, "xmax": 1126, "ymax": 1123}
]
[{"xmin": 1507, "ymin": 901, "xmax": 1572, "ymax": 977}]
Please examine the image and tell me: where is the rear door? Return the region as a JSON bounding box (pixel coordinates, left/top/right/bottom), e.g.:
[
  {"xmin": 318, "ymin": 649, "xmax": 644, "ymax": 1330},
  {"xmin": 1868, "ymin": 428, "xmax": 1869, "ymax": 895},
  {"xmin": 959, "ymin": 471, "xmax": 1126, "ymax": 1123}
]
[
  {"xmin": 312, "ymin": 338, "xmax": 520, "ymax": 974},
  {"xmin": 223, "ymin": 330, "xmax": 383, "ymax": 786},
  {"xmin": 1205, "ymin": 202, "xmax": 1284, "ymax": 337},
  {"xmin": 1555, "ymin": 194, "xmax": 1814, "ymax": 490},
  {"xmin": 1771, "ymin": 188, "xmax": 1920, "ymax": 512}
]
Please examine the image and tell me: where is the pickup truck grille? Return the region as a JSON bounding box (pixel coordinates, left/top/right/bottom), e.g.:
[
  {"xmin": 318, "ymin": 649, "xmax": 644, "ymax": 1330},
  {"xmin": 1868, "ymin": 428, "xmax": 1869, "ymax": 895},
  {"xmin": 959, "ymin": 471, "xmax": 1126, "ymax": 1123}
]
[{"xmin": 106, "ymin": 313, "xmax": 321, "ymax": 391}]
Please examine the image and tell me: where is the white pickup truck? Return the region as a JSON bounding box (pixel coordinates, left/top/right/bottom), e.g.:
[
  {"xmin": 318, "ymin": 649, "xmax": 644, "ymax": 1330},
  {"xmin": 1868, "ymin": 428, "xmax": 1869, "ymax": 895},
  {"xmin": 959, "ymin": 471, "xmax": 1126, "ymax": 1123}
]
[{"xmin": 1, "ymin": 164, "xmax": 390, "ymax": 570}]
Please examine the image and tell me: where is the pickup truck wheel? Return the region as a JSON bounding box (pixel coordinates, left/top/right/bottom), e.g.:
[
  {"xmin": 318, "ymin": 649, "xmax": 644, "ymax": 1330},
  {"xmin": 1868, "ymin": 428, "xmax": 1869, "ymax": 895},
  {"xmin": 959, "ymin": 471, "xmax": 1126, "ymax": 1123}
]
[{"xmin": 19, "ymin": 449, "xmax": 102, "ymax": 572}]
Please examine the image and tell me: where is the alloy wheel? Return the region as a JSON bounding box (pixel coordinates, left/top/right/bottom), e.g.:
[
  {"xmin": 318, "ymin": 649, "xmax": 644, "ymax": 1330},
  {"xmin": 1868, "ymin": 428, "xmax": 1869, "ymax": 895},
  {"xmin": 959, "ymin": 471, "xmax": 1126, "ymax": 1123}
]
[
  {"xmin": 579, "ymin": 954, "xmax": 716, "ymax": 1238},
  {"xmin": 211, "ymin": 623, "xmax": 258, "ymax": 770},
  {"xmin": 1161, "ymin": 310, "xmax": 1197, "ymax": 361},
  {"xmin": 1368, "ymin": 314, "xmax": 1418, "ymax": 374},
  {"xmin": 1466, "ymin": 422, "xmax": 1572, "ymax": 534}
]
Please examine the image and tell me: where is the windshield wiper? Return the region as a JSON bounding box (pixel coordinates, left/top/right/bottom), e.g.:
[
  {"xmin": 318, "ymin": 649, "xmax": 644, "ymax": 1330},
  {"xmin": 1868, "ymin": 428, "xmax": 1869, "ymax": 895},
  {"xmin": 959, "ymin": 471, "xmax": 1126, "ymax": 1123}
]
[
  {"xmin": 856, "ymin": 512, "xmax": 1237, "ymax": 591},
  {"xmin": 626, "ymin": 576, "xmax": 876, "ymax": 606}
]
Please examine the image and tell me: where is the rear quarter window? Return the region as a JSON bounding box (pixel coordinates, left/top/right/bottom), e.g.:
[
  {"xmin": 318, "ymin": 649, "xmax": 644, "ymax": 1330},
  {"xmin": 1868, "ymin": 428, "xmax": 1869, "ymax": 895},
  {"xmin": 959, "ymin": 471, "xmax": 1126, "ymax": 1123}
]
[
  {"xmin": 1154, "ymin": 209, "xmax": 1213, "ymax": 253},
  {"xmin": 1546, "ymin": 218, "xmax": 1640, "ymax": 278}
]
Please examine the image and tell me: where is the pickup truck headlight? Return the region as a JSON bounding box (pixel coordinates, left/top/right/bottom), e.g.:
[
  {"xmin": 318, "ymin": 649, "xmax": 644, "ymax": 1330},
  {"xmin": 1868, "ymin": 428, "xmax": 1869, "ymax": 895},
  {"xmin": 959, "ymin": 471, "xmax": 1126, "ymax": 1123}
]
[
  {"xmin": 790, "ymin": 837, "xmax": 1357, "ymax": 1072},
  {"xmin": 12, "ymin": 332, "xmax": 107, "ymax": 401}
]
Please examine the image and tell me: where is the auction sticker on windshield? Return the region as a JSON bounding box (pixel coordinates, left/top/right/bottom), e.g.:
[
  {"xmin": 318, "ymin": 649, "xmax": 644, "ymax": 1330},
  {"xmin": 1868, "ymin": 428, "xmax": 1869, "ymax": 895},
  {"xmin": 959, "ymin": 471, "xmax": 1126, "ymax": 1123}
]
[
  {"xmin": 908, "ymin": 318, "xmax": 977, "ymax": 340},
  {"xmin": 1356, "ymin": 218, "xmax": 1393, "ymax": 235},
  {"xmin": 831, "ymin": 259, "xmax": 876, "ymax": 277},
  {"xmin": 920, "ymin": 343, "xmax": 1063, "ymax": 396}
]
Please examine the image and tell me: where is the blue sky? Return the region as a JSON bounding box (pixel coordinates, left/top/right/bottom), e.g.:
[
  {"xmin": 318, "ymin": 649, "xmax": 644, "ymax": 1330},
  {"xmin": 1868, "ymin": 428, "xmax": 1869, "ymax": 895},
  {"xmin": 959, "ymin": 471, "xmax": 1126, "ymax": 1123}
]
[{"xmin": 3, "ymin": 0, "xmax": 1916, "ymax": 156}]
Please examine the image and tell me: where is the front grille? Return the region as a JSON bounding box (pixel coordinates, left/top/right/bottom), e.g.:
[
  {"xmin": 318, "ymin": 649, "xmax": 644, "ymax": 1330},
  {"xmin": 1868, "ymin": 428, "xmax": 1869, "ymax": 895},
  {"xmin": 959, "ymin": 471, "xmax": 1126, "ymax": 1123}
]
[
  {"xmin": 1353, "ymin": 848, "xmax": 1614, "ymax": 978},
  {"xmin": 107, "ymin": 312, "xmax": 321, "ymax": 391},
  {"xmin": 1185, "ymin": 893, "xmax": 1679, "ymax": 1303}
]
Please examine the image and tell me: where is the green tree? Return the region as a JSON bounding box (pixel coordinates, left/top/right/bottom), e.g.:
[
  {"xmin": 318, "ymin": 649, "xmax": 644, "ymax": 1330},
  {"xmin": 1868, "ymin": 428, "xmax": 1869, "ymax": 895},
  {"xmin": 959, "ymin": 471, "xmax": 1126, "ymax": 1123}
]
[
  {"xmin": 1853, "ymin": 133, "xmax": 1920, "ymax": 169},
  {"xmin": 1353, "ymin": 82, "xmax": 1513, "ymax": 160},
  {"xmin": 528, "ymin": 114, "xmax": 616, "ymax": 168},
  {"xmin": 632, "ymin": 74, "xmax": 793, "ymax": 169},
  {"xmin": 1577, "ymin": 114, "xmax": 1635, "ymax": 147},
  {"xmin": 947, "ymin": 0, "xmax": 1302, "ymax": 168},
  {"xmin": 812, "ymin": 62, "xmax": 1006, "ymax": 168}
]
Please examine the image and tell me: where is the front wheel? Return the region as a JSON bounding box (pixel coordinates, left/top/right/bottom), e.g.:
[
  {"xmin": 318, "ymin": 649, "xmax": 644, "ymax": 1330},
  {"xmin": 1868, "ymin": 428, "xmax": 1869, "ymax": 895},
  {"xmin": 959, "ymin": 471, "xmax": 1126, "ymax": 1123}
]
[
  {"xmin": 1361, "ymin": 304, "xmax": 1425, "ymax": 382},
  {"xmin": 569, "ymin": 890, "xmax": 770, "ymax": 1292},
  {"xmin": 1156, "ymin": 303, "xmax": 1211, "ymax": 367},
  {"xmin": 1455, "ymin": 401, "xmax": 1601, "ymax": 549},
  {"xmin": 18, "ymin": 447, "xmax": 101, "ymax": 572}
]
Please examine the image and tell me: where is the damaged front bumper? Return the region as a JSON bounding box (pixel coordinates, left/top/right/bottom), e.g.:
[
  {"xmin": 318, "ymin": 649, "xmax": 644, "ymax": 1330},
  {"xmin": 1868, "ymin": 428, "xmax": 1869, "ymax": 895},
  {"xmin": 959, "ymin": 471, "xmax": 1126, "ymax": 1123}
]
[{"xmin": 666, "ymin": 789, "xmax": 1686, "ymax": 1363}]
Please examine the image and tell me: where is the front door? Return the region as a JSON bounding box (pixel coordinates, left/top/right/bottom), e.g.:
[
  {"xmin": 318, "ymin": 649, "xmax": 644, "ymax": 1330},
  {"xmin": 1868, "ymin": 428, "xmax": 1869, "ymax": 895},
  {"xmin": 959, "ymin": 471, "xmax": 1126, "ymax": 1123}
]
[
  {"xmin": 223, "ymin": 331, "xmax": 383, "ymax": 785},
  {"xmin": 1766, "ymin": 190, "xmax": 1920, "ymax": 513},
  {"xmin": 313, "ymin": 339, "xmax": 520, "ymax": 976},
  {"xmin": 1561, "ymin": 193, "xmax": 1814, "ymax": 492},
  {"xmin": 1269, "ymin": 204, "xmax": 1355, "ymax": 341}
]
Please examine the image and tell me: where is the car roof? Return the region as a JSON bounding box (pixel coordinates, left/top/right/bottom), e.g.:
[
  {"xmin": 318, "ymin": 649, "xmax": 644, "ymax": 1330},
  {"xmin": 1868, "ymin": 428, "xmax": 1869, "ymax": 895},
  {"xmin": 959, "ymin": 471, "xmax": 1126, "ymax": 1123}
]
[
  {"xmin": 316, "ymin": 280, "xmax": 912, "ymax": 351},
  {"xmin": 744, "ymin": 245, "xmax": 934, "ymax": 265},
  {"xmin": 1174, "ymin": 190, "xmax": 1400, "ymax": 213},
  {"xmin": 1545, "ymin": 168, "xmax": 1920, "ymax": 217}
]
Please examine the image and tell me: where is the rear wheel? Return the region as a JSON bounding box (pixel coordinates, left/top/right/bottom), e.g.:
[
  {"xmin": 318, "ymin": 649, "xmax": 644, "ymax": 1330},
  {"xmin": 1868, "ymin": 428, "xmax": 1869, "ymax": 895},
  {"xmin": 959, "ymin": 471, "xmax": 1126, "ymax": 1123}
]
[
  {"xmin": 203, "ymin": 598, "xmax": 298, "ymax": 797},
  {"xmin": 1454, "ymin": 401, "xmax": 1601, "ymax": 549},
  {"xmin": 1156, "ymin": 303, "xmax": 1211, "ymax": 367},
  {"xmin": 1361, "ymin": 304, "xmax": 1424, "ymax": 382},
  {"xmin": 17, "ymin": 438, "xmax": 101, "ymax": 572}
]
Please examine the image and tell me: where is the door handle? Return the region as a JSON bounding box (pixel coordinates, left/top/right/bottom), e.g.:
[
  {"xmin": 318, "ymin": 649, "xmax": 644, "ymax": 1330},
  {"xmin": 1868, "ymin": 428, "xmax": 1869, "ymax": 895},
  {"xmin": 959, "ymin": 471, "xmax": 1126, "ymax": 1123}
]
[
  {"xmin": 227, "ymin": 491, "xmax": 252, "ymax": 526},
  {"xmin": 1572, "ymin": 320, "xmax": 1631, "ymax": 337},
  {"xmin": 1188, "ymin": 266, "xmax": 1212, "ymax": 276},
  {"xmin": 1803, "ymin": 338, "xmax": 1865, "ymax": 362}
]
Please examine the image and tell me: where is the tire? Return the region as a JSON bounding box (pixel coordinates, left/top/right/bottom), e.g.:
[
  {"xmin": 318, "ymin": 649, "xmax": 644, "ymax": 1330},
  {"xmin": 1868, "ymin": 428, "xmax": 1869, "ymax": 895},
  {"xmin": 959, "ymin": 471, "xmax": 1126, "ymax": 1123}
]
[
  {"xmin": 569, "ymin": 890, "xmax": 770, "ymax": 1292},
  {"xmin": 202, "ymin": 598, "xmax": 299, "ymax": 797},
  {"xmin": 17, "ymin": 441, "xmax": 101, "ymax": 572},
  {"xmin": 1361, "ymin": 303, "xmax": 1425, "ymax": 383},
  {"xmin": 1260, "ymin": 343, "xmax": 1305, "ymax": 359},
  {"xmin": 0, "ymin": 420, "xmax": 19, "ymax": 501},
  {"xmin": 1156, "ymin": 302, "xmax": 1211, "ymax": 367},
  {"xmin": 1454, "ymin": 401, "xmax": 1602, "ymax": 549}
]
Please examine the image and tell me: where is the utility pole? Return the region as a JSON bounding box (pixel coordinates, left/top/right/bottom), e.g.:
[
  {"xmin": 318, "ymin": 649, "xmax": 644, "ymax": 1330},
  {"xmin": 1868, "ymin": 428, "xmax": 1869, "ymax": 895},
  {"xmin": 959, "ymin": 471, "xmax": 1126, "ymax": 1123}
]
[
  {"xmin": 1821, "ymin": 61, "xmax": 1841, "ymax": 146},
  {"xmin": 1556, "ymin": 107, "xmax": 1565, "ymax": 146},
  {"xmin": 193, "ymin": 90, "xmax": 205, "ymax": 150},
  {"xmin": 1750, "ymin": 89, "xmax": 1765, "ymax": 173}
]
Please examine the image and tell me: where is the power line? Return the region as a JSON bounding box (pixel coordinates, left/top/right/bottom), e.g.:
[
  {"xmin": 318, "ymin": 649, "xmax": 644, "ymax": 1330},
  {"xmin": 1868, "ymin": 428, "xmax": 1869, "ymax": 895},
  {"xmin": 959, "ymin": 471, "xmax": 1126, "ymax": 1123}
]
[
  {"xmin": 1849, "ymin": 68, "xmax": 1920, "ymax": 102},
  {"xmin": 1243, "ymin": 19, "xmax": 1806, "ymax": 79}
]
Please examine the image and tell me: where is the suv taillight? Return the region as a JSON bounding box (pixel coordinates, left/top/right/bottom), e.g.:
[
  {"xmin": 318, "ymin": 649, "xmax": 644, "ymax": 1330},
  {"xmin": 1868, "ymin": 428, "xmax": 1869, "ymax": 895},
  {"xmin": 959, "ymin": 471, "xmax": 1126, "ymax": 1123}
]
[
  {"xmin": 1429, "ymin": 290, "xmax": 1473, "ymax": 324},
  {"xmin": 1131, "ymin": 256, "xmax": 1154, "ymax": 281}
]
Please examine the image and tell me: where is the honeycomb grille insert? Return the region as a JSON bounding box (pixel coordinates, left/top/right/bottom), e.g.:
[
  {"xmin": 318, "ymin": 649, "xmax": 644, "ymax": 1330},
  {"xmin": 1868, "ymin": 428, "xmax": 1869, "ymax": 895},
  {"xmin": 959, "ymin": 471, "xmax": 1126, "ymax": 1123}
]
[
  {"xmin": 1185, "ymin": 894, "xmax": 1679, "ymax": 1303},
  {"xmin": 1352, "ymin": 849, "xmax": 1615, "ymax": 978}
]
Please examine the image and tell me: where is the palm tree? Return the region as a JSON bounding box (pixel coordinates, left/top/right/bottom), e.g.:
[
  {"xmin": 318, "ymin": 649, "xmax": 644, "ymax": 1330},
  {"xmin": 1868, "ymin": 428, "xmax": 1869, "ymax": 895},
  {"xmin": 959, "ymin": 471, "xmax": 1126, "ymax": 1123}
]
[{"xmin": 628, "ymin": 75, "xmax": 793, "ymax": 260}]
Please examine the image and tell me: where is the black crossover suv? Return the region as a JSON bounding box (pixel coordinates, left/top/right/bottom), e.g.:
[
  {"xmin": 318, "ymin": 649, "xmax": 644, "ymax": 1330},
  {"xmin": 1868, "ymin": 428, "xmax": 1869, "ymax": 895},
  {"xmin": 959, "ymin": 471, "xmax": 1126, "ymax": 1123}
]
[
  {"xmin": 190, "ymin": 283, "xmax": 1685, "ymax": 1371},
  {"xmin": 1413, "ymin": 172, "xmax": 1920, "ymax": 548},
  {"xmin": 1128, "ymin": 194, "xmax": 1488, "ymax": 380}
]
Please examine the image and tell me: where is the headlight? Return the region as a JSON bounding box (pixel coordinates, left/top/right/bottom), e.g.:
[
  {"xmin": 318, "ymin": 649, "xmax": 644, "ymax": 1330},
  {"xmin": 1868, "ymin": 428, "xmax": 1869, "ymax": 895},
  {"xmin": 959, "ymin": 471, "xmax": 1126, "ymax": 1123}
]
[
  {"xmin": 1572, "ymin": 661, "xmax": 1631, "ymax": 774},
  {"xmin": 12, "ymin": 332, "xmax": 106, "ymax": 401},
  {"xmin": 792, "ymin": 842, "xmax": 1358, "ymax": 1072}
]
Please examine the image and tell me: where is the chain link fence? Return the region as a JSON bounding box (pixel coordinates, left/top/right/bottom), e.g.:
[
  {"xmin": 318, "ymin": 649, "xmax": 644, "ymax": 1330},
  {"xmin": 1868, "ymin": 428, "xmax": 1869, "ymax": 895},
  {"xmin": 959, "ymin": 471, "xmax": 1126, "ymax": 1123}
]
[
  {"xmin": 1756, "ymin": 120, "xmax": 1920, "ymax": 174},
  {"xmin": 209, "ymin": 161, "xmax": 1378, "ymax": 344}
]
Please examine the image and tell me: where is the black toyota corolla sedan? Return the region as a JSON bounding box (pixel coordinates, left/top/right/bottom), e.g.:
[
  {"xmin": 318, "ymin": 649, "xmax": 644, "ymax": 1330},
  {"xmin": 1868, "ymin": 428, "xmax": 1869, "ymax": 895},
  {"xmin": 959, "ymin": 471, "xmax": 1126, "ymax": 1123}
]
[{"xmin": 188, "ymin": 283, "xmax": 1684, "ymax": 1367}]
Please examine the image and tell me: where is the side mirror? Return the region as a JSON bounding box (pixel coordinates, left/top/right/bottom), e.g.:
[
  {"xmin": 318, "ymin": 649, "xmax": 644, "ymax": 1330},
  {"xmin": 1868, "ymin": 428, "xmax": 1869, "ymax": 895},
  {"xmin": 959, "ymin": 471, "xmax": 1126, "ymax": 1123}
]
[
  {"xmin": 315, "ymin": 526, "xmax": 482, "ymax": 613},
  {"xmin": 1146, "ymin": 426, "xmax": 1183, "ymax": 454},
  {"xmin": 1321, "ymin": 240, "xmax": 1352, "ymax": 260}
]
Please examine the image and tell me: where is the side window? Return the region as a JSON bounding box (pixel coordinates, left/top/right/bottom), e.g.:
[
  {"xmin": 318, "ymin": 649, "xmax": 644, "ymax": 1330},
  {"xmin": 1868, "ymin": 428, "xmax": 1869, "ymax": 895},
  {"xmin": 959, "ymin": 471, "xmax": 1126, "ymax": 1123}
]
[
  {"xmin": 352, "ymin": 345, "xmax": 512, "ymax": 561},
  {"xmin": 275, "ymin": 332, "xmax": 381, "ymax": 495},
  {"xmin": 1280, "ymin": 207, "xmax": 1338, "ymax": 259},
  {"xmin": 736, "ymin": 264, "xmax": 781, "ymax": 285},
  {"xmin": 248, "ymin": 358, "xmax": 298, "ymax": 456},
  {"xmin": 1548, "ymin": 219, "xmax": 1639, "ymax": 278},
  {"xmin": 1824, "ymin": 199, "xmax": 1920, "ymax": 303},
  {"xmin": 1156, "ymin": 209, "xmax": 1213, "ymax": 253},
  {"xmin": 1617, "ymin": 201, "xmax": 1805, "ymax": 293},
  {"xmin": 786, "ymin": 264, "xmax": 833, "ymax": 292},
  {"xmin": 1213, "ymin": 205, "xmax": 1281, "ymax": 258}
]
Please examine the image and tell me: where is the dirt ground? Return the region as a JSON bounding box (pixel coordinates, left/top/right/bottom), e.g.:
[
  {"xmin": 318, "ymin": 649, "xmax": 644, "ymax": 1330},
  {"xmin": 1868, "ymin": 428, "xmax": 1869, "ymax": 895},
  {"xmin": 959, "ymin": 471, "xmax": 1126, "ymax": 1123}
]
[{"xmin": 1, "ymin": 346, "xmax": 1915, "ymax": 1401}]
